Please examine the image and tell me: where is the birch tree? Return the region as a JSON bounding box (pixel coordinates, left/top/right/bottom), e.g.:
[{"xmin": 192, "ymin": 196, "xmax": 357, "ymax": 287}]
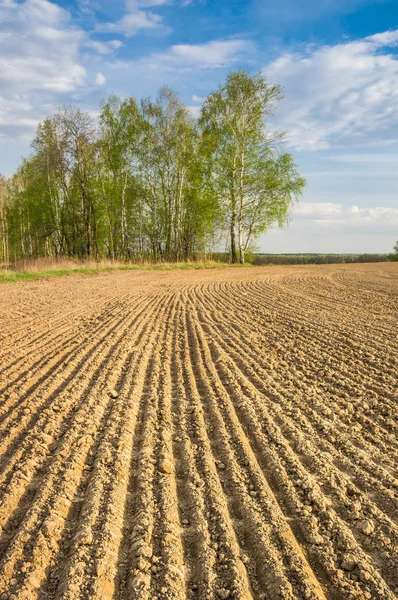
[
  {"xmin": 138, "ymin": 87, "xmax": 204, "ymax": 260},
  {"xmin": 99, "ymin": 95, "xmax": 140, "ymax": 258},
  {"xmin": 200, "ymin": 69, "xmax": 305, "ymax": 263},
  {"xmin": 54, "ymin": 107, "xmax": 97, "ymax": 258}
]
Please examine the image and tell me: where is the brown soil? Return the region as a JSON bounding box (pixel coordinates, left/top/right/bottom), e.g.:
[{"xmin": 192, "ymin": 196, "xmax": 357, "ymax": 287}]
[{"xmin": 0, "ymin": 262, "xmax": 397, "ymax": 600}]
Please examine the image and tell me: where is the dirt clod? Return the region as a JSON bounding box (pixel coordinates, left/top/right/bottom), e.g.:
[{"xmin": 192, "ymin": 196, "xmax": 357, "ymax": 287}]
[
  {"xmin": 360, "ymin": 520, "xmax": 375, "ymax": 535},
  {"xmin": 159, "ymin": 459, "xmax": 174, "ymax": 474}
]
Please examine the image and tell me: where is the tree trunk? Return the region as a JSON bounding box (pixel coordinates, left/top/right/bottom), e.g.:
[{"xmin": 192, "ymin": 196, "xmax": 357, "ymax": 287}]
[
  {"xmin": 121, "ymin": 171, "xmax": 128, "ymax": 258},
  {"xmin": 81, "ymin": 187, "xmax": 92, "ymax": 258},
  {"xmin": 0, "ymin": 206, "xmax": 8, "ymax": 262},
  {"xmin": 230, "ymin": 207, "xmax": 237, "ymax": 264},
  {"xmin": 238, "ymin": 214, "xmax": 245, "ymax": 264}
]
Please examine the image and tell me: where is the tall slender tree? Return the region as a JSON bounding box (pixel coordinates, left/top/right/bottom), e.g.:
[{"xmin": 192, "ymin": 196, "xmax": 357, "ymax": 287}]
[
  {"xmin": 200, "ymin": 69, "xmax": 305, "ymax": 263},
  {"xmin": 98, "ymin": 95, "xmax": 140, "ymax": 258},
  {"xmin": 54, "ymin": 106, "xmax": 98, "ymax": 258},
  {"xmin": 138, "ymin": 87, "xmax": 213, "ymax": 261}
]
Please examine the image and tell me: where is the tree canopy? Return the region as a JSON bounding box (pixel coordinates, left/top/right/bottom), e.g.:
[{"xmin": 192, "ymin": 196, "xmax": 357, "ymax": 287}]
[{"xmin": 0, "ymin": 70, "xmax": 305, "ymax": 264}]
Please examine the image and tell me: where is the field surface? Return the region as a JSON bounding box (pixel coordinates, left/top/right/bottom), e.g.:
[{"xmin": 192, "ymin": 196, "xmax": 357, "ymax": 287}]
[{"xmin": 0, "ymin": 263, "xmax": 397, "ymax": 600}]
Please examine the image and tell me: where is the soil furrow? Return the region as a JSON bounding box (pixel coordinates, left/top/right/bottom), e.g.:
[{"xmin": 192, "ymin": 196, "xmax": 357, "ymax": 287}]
[{"xmin": 0, "ymin": 262, "xmax": 396, "ymax": 600}]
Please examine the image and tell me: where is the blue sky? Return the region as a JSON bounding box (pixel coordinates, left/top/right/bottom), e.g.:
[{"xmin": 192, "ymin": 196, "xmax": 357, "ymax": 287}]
[{"xmin": 1, "ymin": 0, "xmax": 398, "ymax": 253}]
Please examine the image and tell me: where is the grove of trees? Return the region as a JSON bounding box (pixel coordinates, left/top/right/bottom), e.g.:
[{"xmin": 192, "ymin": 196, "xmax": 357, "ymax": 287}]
[{"xmin": 0, "ymin": 70, "xmax": 305, "ymax": 264}]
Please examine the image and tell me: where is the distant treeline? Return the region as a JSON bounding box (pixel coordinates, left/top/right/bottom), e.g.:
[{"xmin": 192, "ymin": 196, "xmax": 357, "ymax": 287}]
[
  {"xmin": 210, "ymin": 252, "xmax": 393, "ymax": 265},
  {"xmin": 252, "ymin": 253, "xmax": 393, "ymax": 265},
  {"xmin": 0, "ymin": 71, "xmax": 305, "ymax": 265}
]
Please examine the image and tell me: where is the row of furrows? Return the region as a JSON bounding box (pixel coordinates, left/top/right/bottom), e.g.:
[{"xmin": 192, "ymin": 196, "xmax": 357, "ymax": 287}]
[
  {"xmin": 183, "ymin": 301, "xmax": 331, "ymax": 600},
  {"xmin": 0, "ymin": 289, "xmax": 168, "ymax": 597},
  {"xmin": 203, "ymin": 277, "xmax": 397, "ymax": 444},
  {"xmin": 0, "ymin": 288, "xmax": 159, "ymax": 525},
  {"xmin": 331, "ymin": 266, "xmax": 398, "ymax": 297},
  {"xmin": 281, "ymin": 265, "xmax": 398, "ymax": 301},
  {"xmin": 259, "ymin": 268, "xmax": 398, "ymax": 340},
  {"xmin": 303, "ymin": 272, "xmax": 398, "ymax": 305},
  {"xmin": 30, "ymin": 287, "xmax": 192, "ymax": 600},
  {"xmin": 284, "ymin": 267, "xmax": 397, "ymax": 297},
  {"xmin": 0, "ymin": 284, "xmax": 139, "ymax": 388},
  {"xmin": 202, "ymin": 327, "xmax": 398, "ymax": 598},
  {"xmin": 246, "ymin": 275, "xmax": 398, "ymax": 355},
  {"xmin": 0, "ymin": 271, "xmax": 156, "ymax": 367},
  {"xmin": 267, "ymin": 273, "xmax": 398, "ymax": 343},
  {"xmin": 0, "ymin": 292, "xmax": 157, "ymax": 478},
  {"xmin": 238, "ymin": 277, "xmax": 398, "ymax": 447},
  {"xmin": 235, "ymin": 273, "xmax": 394, "ymax": 351},
  {"xmin": 172, "ymin": 298, "xmax": 255, "ymax": 599},
  {"xmin": 0, "ymin": 293, "xmax": 137, "ymax": 423},
  {"xmin": 0, "ymin": 287, "xmax": 130, "ymax": 369},
  {"xmin": 0, "ymin": 279, "xmax": 330, "ymax": 599},
  {"xmin": 188, "ymin": 282, "xmax": 397, "ymax": 598},
  {"xmin": 0, "ymin": 276, "xmax": 201, "ymax": 599},
  {"xmin": 0, "ymin": 278, "xmax": 122, "ymax": 353},
  {"xmin": 114, "ymin": 291, "xmax": 187, "ymax": 600},
  {"xmin": 228, "ymin": 278, "xmax": 398, "ymax": 417},
  {"xmin": 194, "ymin": 281, "xmax": 398, "ymax": 518},
  {"xmin": 0, "ymin": 265, "xmax": 396, "ymax": 599},
  {"xmin": 209, "ymin": 282, "xmax": 398, "ymax": 469},
  {"xmin": 45, "ymin": 291, "xmax": 175, "ymax": 600}
]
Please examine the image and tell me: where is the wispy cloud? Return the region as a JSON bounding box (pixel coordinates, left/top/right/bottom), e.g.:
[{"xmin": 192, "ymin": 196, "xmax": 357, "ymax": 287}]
[
  {"xmin": 97, "ymin": 0, "xmax": 170, "ymax": 37},
  {"xmin": 97, "ymin": 10, "xmax": 164, "ymax": 36},
  {"xmin": 0, "ymin": 0, "xmax": 89, "ymax": 141},
  {"xmin": 293, "ymin": 202, "xmax": 398, "ymax": 227},
  {"xmin": 264, "ymin": 29, "xmax": 398, "ymax": 150},
  {"xmin": 0, "ymin": 0, "xmax": 86, "ymax": 95},
  {"xmin": 113, "ymin": 39, "xmax": 254, "ymax": 72},
  {"xmin": 126, "ymin": 0, "xmax": 170, "ymax": 6},
  {"xmin": 95, "ymin": 72, "xmax": 106, "ymax": 85},
  {"xmin": 85, "ymin": 39, "xmax": 123, "ymax": 55}
]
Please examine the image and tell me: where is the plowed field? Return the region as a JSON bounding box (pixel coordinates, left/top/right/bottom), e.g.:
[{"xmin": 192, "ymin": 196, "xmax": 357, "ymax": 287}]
[{"xmin": 0, "ymin": 263, "xmax": 397, "ymax": 600}]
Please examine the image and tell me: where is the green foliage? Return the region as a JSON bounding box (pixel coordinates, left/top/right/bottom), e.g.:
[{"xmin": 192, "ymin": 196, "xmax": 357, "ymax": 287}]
[
  {"xmin": 0, "ymin": 72, "xmax": 305, "ymax": 264},
  {"xmin": 200, "ymin": 69, "xmax": 305, "ymax": 263}
]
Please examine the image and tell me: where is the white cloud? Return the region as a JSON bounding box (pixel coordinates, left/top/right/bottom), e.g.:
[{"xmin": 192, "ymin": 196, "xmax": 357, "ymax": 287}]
[
  {"xmin": 0, "ymin": 0, "xmax": 89, "ymax": 140},
  {"xmin": 0, "ymin": 96, "xmax": 43, "ymax": 133},
  {"xmin": 264, "ymin": 29, "xmax": 398, "ymax": 150},
  {"xmin": 365, "ymin": 30, "xmax": 398, "ymax": 47},
  {"xmin": 0, "ymin": 0, "xmax": 86, "ymax": 95},
  {"xmin": 98, "ymin": 10, "xmax": 164, "ymax": 36},
  {"xmin": 97, "ymin": 0, "xmax": 167, "ymax": 37},
  {"xmin": 164, "ymin": 40, "xmax": 251, "ymax": 69},
  {"xmin": 126, "ymin": 0, "xmax": 169, "ymax": 6},
  {"xmin": 95, "ymin": 72, "xmax": 106, "ymax": 85},
  {"xmin": 113, "ymin": 39, "xmax": 253, "ymax": 72},
  {"xmin": 293, "ymin": 202, "xmax": 398, "ymax": 227},
  {"xmin": 86, "ymin": 39, "xmax": 123, "ymax": 54}
]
